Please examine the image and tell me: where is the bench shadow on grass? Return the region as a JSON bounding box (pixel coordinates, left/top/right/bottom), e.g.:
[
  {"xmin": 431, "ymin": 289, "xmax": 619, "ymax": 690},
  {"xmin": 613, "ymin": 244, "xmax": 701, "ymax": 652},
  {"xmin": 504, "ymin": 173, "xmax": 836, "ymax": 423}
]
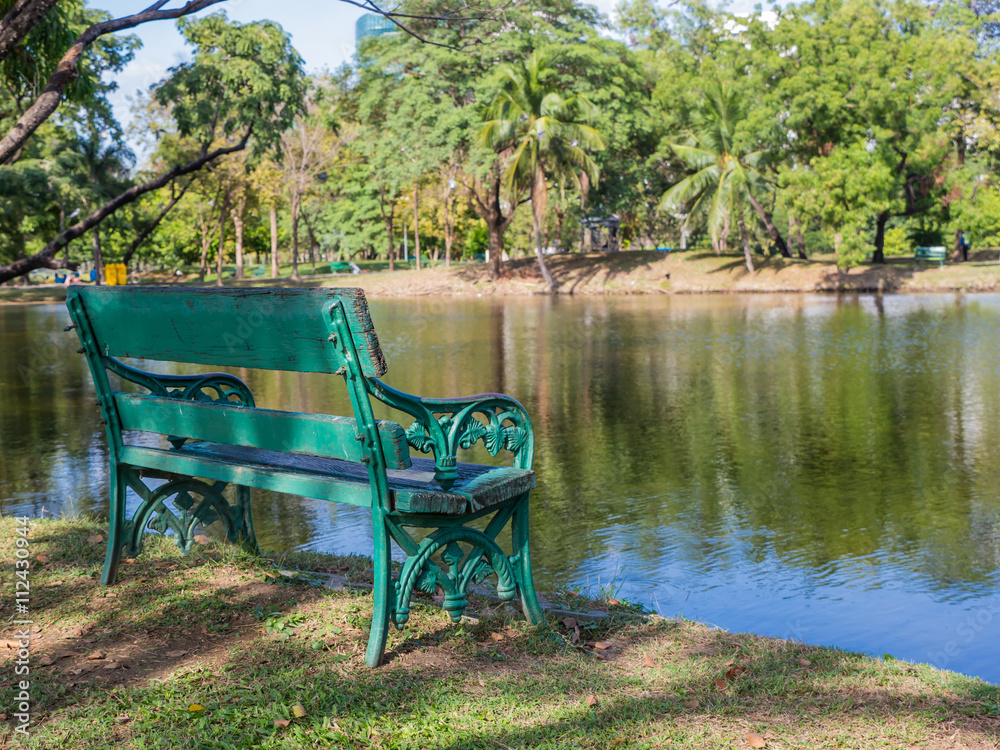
[{"xmin": 5, "ymin": 523, "xmax": 1000, "ymax": 747}]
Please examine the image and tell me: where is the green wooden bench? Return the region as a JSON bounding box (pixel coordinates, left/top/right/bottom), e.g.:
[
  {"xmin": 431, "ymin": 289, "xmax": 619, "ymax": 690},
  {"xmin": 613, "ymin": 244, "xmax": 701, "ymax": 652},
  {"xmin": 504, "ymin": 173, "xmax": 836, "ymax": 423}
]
[
  {"xmin": 251, "ymin": 265, "xmax": 267, "ymax": 277},
  {"xmin": 914, "ymin": 246, "xmax": 946, "ymax": 267},
  {"xmin": 65, "ymin": 287, "xmax": 545, "ymax": 666}
]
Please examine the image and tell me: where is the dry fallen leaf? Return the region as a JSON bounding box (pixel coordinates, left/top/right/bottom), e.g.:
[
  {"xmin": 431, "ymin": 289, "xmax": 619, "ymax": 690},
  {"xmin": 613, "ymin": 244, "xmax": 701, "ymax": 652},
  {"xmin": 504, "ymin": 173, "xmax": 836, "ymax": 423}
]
[
  {"xmin": 490, "ymin": 632, "xmax": 504, "ymax": 642},
  {"xmin": 683, "ymin": 699, "xmax": 699, "ymax": 709},
  {"xmin": 193, "ymin": 534, "xmax": 211, "ymax": 545},
  {"xmin": 570, "ymin": 629, "xmax": 580, "ymax": 644},
  {"xmin": 35, "ymin": 552, "xmax": 50, "ymax": 564},
  {"xmin": 562, "ymin": 617, "xmax": 577, "ymax": 629},
  {"xmin": 643, "ymin": 653, "xmax": 656, "ymax": 668},
  {"xmin": 607, "ymin": 598, "xmax": 621, "ymax": 606},
  {"xmin": 116, "ymin": 714, "xmax": 130, "ymax": 724},
  {"xmin": 87, "ymin": 651, "xmax": 105, "ymax": 660},
  {"xmin": 714, "ymin": 679, "xmax": 728, "ymax": 691},
  {"xmin": 38, "ymin": 656, "xmax": 54, "ymax": 666},
  {"xmin": 797, "ymin": 658, "xmax": 811, "ymax": 666},
  {"xmin": 103, "ymin": 661, "xmax": 124, "ymax": 670},
  {"xmin": 87, "ymin": 535, "xmax": 104, "ymax": 544},
  {"xmin": 725, "ymin": 659, "xmax": 735, "ymax": 666},
  {"xmin": 747, "ymin": 732, "xmax": 767, "ymax": 748},
  {"xmin": 584, "ymin": 694, "xmax": 598, "ymax": 707},
  {"xmin": 589, "ymin": 641, "xmax": 612, "ymax": 650},
  {"xmin": 292, "ymin": 704, "xmax": 307, "ymax": 718},
  {"xmin": 188, "ymin": 704, "xmax": 204, "ymax": 714},
  {"xmin": 478, "ymin": 679, "xmax": 485, "ymax": 687},
  {"xmin": 274, "ymin": 718, "xmax": 291, "ymax": 728}
]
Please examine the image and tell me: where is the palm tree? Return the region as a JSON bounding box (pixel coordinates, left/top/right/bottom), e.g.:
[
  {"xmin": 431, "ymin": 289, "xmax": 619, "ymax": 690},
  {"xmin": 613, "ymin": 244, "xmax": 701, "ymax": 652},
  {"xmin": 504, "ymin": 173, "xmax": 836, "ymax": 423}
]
[
  {"xmin": 478, "ymin": 50, "xmax": 605, "ymax": 291},
  {"xmin": 661, "ymin": 83, "xmax": 789, "ymax": 273}
]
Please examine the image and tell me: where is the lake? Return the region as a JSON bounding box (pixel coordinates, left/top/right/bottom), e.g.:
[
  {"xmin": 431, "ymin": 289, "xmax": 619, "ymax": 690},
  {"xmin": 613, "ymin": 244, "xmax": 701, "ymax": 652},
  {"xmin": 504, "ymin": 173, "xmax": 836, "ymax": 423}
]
[{"xmin": 2, "ymin": 292, "xmax": 998, "ymax": 683}]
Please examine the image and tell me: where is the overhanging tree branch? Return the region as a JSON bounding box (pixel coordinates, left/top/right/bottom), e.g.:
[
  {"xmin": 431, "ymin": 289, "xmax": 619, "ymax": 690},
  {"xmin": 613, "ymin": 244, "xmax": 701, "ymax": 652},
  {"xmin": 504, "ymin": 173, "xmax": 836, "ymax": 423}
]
[
  {"xmin": 0, "ymin": 130, "xmax": 251, "ymax": 283},
  {"xmin": 0, "ymin": 0, "xmax": 228, "ymax": 165}
]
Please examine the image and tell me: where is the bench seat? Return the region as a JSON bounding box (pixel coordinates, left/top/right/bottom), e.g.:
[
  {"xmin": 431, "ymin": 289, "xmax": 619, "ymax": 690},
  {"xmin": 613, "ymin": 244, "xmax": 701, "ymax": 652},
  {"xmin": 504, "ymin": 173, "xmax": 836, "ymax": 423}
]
[{"xmin": 121, "ymin": 442, "xmax": 536, "ymax": 516}]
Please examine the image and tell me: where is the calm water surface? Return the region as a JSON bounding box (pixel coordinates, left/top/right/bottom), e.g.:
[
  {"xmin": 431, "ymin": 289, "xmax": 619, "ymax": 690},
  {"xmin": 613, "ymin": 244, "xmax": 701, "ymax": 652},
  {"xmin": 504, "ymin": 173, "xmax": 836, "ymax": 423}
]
[{"xmin": 2, "ymin": 293, "xmax": 999, "ymax": 683}]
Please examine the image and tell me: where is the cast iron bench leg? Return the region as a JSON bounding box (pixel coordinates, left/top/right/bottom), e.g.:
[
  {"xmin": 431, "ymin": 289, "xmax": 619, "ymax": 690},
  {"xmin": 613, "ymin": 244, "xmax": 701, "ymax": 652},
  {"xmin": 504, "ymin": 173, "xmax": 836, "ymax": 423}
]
[
  {"xmin": 101, "ymin": 466, "xmax": 127, "ymax": 586},
  {"xmin": 513, "ymin": 493, "xmax": 546, "ymax": 625},
  {"xmin": 366, "ymin": 506, "xmax": 394, "ymax": 667}
]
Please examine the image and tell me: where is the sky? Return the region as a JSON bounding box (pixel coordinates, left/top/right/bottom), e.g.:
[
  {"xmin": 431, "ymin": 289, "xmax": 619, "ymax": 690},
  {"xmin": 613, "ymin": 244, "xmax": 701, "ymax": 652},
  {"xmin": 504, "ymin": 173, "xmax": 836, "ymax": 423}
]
[{"xmin": 98, "ymin": 0, "xmax": 761, "ymax": 146}]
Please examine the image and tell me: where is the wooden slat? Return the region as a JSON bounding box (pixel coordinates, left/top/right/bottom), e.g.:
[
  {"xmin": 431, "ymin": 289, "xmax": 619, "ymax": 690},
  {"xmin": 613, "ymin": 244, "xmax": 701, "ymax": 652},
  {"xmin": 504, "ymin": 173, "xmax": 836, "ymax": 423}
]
[
  {"xmin": 119, "ymin": 446, "xmax": 375, "ymax": 507},
  {"xmin": 124, "ymin": 442, "xmax": 535, "ymax": 516},
  {"xmin": 68, "ymin": 287, "xmax": 387, "ymax": 377},
  {"xmin": 115, "ymin": 393, "xmax": 411, "ymax": 469}
]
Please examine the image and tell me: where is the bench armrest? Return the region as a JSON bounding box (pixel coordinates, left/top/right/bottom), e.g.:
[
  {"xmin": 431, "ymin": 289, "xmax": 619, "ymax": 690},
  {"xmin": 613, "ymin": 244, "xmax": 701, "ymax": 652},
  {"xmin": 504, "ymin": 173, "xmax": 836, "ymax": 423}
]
[
  {"xmin": 366, "ymin": 378, "xmax": 534, "ymax": 490},
  {"xmin": 105, "ymin": 357, "xmax": 255, "ymax": 407}
]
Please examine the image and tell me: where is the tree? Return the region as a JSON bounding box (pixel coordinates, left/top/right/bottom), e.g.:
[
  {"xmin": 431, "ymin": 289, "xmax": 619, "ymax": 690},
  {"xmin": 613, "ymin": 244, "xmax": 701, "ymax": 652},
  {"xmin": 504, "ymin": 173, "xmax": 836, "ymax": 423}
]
[
  {"xmin": 740, "ymin": 0, "xmax": 976, "ymax": 263},
  {"xmin": 479, "ymin": 49, "xmax": 604, "ymax": 291},
  {"xmin": 660, "ymin": 83, "xmax": 784, "ymax": 272}
]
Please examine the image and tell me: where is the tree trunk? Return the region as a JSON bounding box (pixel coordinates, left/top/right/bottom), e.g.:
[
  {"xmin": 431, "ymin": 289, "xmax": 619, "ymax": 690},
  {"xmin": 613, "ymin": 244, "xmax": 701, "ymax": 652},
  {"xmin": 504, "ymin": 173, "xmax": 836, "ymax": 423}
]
[
  {"xmin": 413, "ymin": 183, "xmax": 421, "ymax": 271},
  {"xmin": 231, "ymin": 193, "xmax": 246, "ymax": 280},
  {"xmin": 443, "ymin": 167, "xmax": 456, "ymax": 269},
  {"xmin": 270, "ymin": 203, "xmax": 279, "ymax": 278},
  {"xmin": 788, "ymin": 213, "xmax": 801, "ymax": 258},
  {"xmin": 738, "ymin": 213, "xmax": 755, "ymax": 274},
  {"xmin": 384, "ymin": 211, "xmax": 396, "ymax": 273},
  {"xmin": 532, "ymin": 165, "xmax": 556, "ymax": 292},
  {"xmin": 92, "ymin": 228, "xmax": 103, "ymax": 285},
  {"xmin": 872, "ymin": 212, "xmax": 888, "ymax": 264},
  {"xmin": 215, "ymin": 192, "xmax": 230, "ymax": 287},
  {"xmin": 468, "ymin": 169, "xmax": 512, "ymax": 279},
  {"xmin": 747, "ymin": 192, "xmax": 791, "ymax": 257},
  {"xmin": 444, "ymin": 194, "xmax": 454, "ymax": 268},
  {"xmin": 199, "ymin": 203, "xmax": 210, "ymax": 282},
  {"xmin": 796, "ymin": 224, "xmax": 806, "ymax": 259},
  {"xmin": 290, "ymin": 192, "xmax": 301, "ymax": 281}
]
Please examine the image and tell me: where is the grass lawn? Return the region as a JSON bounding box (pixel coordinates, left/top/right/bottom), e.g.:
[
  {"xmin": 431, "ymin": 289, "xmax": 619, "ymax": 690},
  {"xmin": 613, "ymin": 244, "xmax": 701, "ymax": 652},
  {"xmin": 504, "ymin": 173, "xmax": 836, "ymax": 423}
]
[{"xmin": 0, "ymin": 517, "xmax": 996, "ymax": 749}]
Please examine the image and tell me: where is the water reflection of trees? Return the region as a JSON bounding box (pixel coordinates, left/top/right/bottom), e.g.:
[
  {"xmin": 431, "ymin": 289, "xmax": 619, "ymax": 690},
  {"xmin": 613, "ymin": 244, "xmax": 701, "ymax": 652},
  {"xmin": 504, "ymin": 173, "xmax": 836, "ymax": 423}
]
[{"xmin": 2, "ymin": 296, "xmax": 998, "ymax": 596}]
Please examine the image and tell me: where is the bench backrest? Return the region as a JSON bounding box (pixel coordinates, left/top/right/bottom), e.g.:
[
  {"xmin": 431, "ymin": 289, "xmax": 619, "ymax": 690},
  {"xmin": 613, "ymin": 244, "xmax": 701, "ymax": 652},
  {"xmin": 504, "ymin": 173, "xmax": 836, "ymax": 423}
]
[
  {"xmin": 68, "ymin": 286, "xmax": 386, "ymax": 377},
  {"xmin": 66, "ymin": 287, "xmax": 409, "ymax": 470}
]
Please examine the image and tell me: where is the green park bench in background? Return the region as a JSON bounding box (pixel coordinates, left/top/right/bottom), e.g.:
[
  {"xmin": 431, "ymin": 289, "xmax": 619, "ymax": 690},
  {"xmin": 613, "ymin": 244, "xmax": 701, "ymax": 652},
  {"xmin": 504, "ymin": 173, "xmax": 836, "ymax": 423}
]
[
  {"xmin": 251, "ymin": 265, "xmax": 267, "ymax": 277},
  {"xmin": 65, "ymin": 287, "xmax": 545, "ymax": 666},
  {"xmin": 914, "ymin": 246, "xmax": 946, "ymax": 267},
  {"xmin": 332, "ymin": 262, "xmax": 353, "ymax": 273}
]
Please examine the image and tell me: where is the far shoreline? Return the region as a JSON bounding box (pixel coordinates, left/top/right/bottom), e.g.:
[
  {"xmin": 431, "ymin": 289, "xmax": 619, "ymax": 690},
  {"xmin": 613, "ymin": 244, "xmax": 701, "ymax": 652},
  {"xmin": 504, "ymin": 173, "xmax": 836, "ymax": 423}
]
[{"xmin": 3, "ymin": 250, "xmax": 999, "ymax": 305}]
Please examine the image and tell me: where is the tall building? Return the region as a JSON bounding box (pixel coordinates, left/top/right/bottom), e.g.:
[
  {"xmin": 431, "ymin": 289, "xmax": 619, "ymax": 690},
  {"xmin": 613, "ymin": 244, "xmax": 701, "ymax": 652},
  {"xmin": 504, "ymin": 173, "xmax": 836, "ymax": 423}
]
[{"xmin": 355, "ymin": 13, "xmax": 396, "ymax": 47}]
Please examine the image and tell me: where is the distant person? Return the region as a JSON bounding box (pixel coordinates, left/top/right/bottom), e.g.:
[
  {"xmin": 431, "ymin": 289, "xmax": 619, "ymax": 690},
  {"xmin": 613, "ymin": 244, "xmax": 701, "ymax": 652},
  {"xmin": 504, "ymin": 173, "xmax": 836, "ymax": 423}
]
[{"xmin": 959, "ymin": 230, "xmax": 970, "ymax": 262}]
